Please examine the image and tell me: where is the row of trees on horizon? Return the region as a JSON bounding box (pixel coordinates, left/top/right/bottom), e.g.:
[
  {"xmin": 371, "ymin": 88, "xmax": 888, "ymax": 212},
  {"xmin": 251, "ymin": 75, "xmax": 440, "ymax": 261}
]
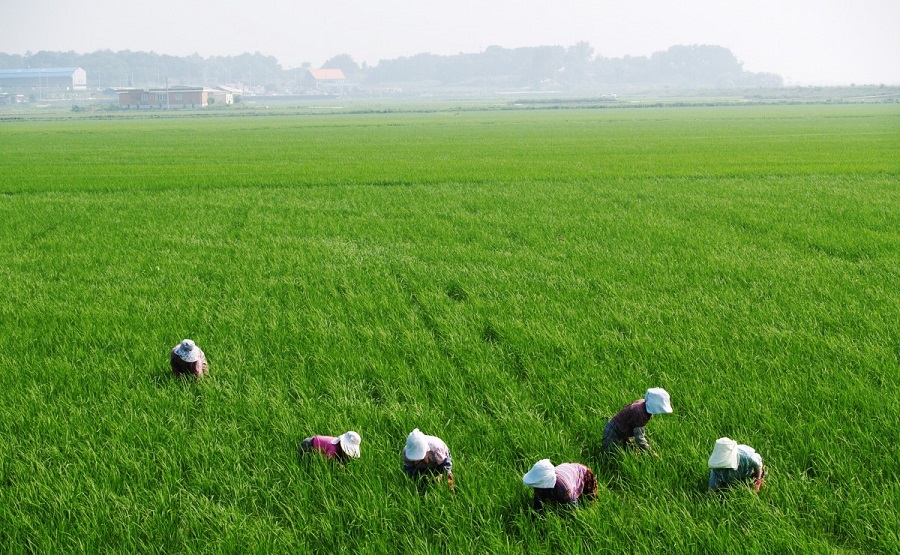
[{"xmin": 0, "ymin": 43, "xmax": 783, "ymax": 92}]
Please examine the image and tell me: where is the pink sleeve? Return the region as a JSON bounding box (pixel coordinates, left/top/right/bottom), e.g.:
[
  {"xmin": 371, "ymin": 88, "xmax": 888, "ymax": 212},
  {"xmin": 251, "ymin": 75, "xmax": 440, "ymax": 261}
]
[{"xmin": 311, "ymin": 436, "xmax": 341, "ymax": 458}]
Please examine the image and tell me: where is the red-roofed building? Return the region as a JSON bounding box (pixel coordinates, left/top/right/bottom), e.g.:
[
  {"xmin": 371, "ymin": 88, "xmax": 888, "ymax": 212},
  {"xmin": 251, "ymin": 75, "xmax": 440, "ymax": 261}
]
[{"xmin": 303, "ymin": 68, "xmax": 346, "ymax": 90}]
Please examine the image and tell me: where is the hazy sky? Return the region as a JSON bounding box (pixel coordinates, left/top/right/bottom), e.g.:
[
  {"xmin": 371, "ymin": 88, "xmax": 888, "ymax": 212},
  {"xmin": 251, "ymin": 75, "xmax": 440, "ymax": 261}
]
[{"xmin": 2, "ymin": 0, "xmax": 898, "ymax": 85}]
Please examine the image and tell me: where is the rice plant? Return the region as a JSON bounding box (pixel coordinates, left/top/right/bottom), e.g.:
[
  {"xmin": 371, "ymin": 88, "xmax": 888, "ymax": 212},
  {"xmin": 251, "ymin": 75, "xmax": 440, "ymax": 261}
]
[{"xmin": 0, "ymin": 104, "xmax": 898, "ymax": 554}]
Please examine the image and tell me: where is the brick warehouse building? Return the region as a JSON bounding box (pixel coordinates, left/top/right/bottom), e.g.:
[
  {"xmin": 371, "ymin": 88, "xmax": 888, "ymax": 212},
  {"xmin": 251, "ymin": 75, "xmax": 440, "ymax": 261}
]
[
  {"xmin": 0, "ymin": 68, "xmax": 87, "ymax": 93},
  {"xmin": 117, "ymin": 85, "xmax": 233, "ymax": 109}
]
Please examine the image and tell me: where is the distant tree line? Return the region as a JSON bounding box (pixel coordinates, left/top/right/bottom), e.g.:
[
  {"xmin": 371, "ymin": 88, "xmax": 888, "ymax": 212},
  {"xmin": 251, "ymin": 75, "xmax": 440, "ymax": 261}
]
[
  {"xmin": 0, "ymin": 43, "xmax": 782, "ymax": 92},
  {"xmin": 364, "ymin": 44, "xmax": 782, "ymax": 89}
]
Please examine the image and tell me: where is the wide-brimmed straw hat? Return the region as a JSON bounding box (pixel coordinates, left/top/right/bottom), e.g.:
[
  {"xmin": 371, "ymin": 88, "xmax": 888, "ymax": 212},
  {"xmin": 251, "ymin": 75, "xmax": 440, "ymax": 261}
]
[
  {"xmin": 644, "ymin": 387, "xmax": 673, "ymax": 414},
  {"xmin": 708, "ymin": 437, "xmax": 739, "ymax": 470},
  {"xmin": 522, "ymin": 459, "xmax": 557, "ymax": 489},
  {"xmin": 333, "ymin": 431, "xmax": 361, "ymax": 458},
  {"xmin": 405, "ymin": 428, "xmax": 428, "ymax": 461},
  {"xmin": 174, "ymin": 339, "xmax": 201, "ymax": 363}
]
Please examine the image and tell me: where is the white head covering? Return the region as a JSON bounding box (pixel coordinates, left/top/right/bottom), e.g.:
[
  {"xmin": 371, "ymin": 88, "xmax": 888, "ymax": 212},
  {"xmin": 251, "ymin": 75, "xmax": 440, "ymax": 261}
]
[
  {"xmin": 333, "ymin": 431, "xmax": 361, "ymax": 458},
  {"xmin": 644, "ymin": 387, "xmax": 673, "ymax": 414},
  {"xmin": 173, "ymin": 339, "xmax": 201, "ymax": 363},
  {"xmin": 708, "ymin": 437, "xmax": 740, "ymax": 470},
  {"xmin": 522, "ymin": 459, "xmax": 557, "ymax": 489},
  {"xmin": 404, "ymin": 428, "xmax": 429, "ymax": 461}
]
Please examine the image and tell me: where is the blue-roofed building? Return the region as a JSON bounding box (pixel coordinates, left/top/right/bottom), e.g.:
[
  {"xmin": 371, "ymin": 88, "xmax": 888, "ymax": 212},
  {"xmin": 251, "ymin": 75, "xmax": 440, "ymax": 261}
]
[{"xmin": 0, "ymin": 67, "xmax": 87, "ymax": 92}]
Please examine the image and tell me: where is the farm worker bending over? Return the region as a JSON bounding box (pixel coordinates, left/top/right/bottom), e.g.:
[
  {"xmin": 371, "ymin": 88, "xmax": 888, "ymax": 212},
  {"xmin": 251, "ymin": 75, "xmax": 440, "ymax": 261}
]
[
  {"xmin": 300, "ymin": 431, "xmax": 362, "ymax": 461},
  {"xmin": 708, "ymin": 437, "xmax": 766, "ymax": 492},
  {"xmin": 170, "ymin": 339, "xmax": 208, "ymax": 378},
  {"xmin": 522, "ymin": 459, "xmax": 598, "ymax": 510},
  {"xmin": 602, "ymin": 387, "xmax": 673, "ymax": 454},
  {"xmin": 402, "ymin": 428, "xmax": 454, "ymax": 490}
]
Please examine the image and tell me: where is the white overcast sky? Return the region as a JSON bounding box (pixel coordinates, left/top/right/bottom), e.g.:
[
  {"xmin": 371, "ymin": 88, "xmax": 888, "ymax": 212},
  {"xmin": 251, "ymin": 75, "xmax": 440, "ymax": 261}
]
[{"xmin": 1, "ymin": 0, "xmax": 898, "ymax": 85}]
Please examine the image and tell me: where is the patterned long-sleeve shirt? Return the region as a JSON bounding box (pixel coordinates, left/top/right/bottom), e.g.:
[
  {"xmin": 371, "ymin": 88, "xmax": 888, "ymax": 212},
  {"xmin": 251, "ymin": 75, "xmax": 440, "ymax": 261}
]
[
  {"xmin": 709, "ymin": 447, "xmax": 764, "ymax": 490},
  {"xmin": 402, "ymin": 435, "xmax": 453, "ymax": 476},
  {"xmin": 170, "ymin": 349, "xmax": 208, "ymax": 377},
  {"xmin": 532, "ymin": 463, "xmax": 593, "ymax": 509}
]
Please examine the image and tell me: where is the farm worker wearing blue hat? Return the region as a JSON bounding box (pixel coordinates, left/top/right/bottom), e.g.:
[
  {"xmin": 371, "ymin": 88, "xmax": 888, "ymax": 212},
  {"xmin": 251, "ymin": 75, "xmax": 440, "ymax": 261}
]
[
  {"xmin": 522, "ymin": 459, "xmax": 598, "ymax": 510},
  {"xmin": 300, "ymin": 431, "xmax": 362, "ymax": 461},
  {"xmin": 402, "ymin": 428, "xmax": 454, "ymax": 490},
  {"xmin": 708, "ymin": 437, "xmax": 766, "ymax": 492},
  {"xmin": 170, "ymin": 339, "xmax": 208, "ymax": 378},
  {"xmin": 602, "ymin": 387, "xmax": 673, "ymax": 454}
]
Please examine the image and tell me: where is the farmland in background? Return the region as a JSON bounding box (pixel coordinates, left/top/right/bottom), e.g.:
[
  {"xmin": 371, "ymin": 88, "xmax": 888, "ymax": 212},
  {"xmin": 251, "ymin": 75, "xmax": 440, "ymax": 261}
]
[{"xmin": 0, "ymin": 104, "xmax": 898, "ymax": 554}]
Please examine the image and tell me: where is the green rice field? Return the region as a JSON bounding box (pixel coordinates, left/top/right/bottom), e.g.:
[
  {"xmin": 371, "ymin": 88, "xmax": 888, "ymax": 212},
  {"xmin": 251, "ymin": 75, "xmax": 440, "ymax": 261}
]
[{"xmin": 0, "ymin": 103, "xmax": 898, "ymax": 554}]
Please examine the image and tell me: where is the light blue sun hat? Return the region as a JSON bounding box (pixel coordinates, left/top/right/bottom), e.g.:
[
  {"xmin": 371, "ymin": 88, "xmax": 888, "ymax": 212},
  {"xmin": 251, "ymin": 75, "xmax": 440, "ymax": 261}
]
[
  {"xmin": 644, "ymin": 387, "xmax": 673, "ymax": 414},
  {"xmin": 173, "ymin": 339, "xmax": 201, "ymax": 363}
]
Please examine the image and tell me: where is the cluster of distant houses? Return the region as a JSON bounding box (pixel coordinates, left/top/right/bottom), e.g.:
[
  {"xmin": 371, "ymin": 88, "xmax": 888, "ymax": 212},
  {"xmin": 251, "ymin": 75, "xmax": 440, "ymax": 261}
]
[{"xmin": 0, "ymin": 67, "xmax": 348, "ymax": 107}]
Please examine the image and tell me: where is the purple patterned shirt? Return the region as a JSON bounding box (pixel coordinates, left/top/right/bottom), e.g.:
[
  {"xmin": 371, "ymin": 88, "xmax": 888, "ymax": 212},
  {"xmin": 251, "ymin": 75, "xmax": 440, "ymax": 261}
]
[
  {"xmin": 533, "ymin": 463, "xmax": 592, "ymax": 508},
  {"xmin": 402, "ymin": 435, "xmax": 453, "ymax": 476}
]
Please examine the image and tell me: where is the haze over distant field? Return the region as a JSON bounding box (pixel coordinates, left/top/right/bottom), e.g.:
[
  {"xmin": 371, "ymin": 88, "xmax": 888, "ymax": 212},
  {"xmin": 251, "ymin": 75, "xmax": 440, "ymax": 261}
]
[{"xmin": 2, "ymin": 0, "xmax": 898, "ymax": 86}]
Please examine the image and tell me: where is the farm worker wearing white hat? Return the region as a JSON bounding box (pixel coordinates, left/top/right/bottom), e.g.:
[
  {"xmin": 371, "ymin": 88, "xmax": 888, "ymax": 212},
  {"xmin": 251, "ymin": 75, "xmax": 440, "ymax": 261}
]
[
  {"xmin": 708, "ymin": 437, "xmax": 766, "ymax": 492},
  {"xmin": 602, "ymin": 388, "xmax": 673, "ymax": 455},
  {"xmin": 522, "ymin": 459, "xmax": 598, "ymax": 510},
  {"xmin": 170, "ymin": 339, "xmax": 209, "ymax": 378},
  {"xmin": 402, "ymin": 428, "xmax": 454, "ymax": 490},
  {"xmin": 300, "ymin": 431, "xmax": 362, "ymax": 461}
]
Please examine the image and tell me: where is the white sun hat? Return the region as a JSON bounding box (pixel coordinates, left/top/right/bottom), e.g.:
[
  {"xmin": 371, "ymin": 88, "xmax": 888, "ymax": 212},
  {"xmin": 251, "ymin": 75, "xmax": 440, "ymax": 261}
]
[
  {"xmin": 644, "ymin": 387, "xmax": 673, "ymax": 414},
  {"xmin": 405, "ymin": 428, "xmax": 429, "ymax": 461},
  {"xmin": 333, "ymin": 431, "xmax": 361, "ymax": 458},
  {"xmin": 708, "ymin": 437, "xmax": 740, "ymax": 470},
  {"xmin": 522, "ymin": 459, "xmax": 557, "ymax": 489},
  {"xmin": 174, "ymin": 339, "xmax": 201, "ymax": 363}
]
